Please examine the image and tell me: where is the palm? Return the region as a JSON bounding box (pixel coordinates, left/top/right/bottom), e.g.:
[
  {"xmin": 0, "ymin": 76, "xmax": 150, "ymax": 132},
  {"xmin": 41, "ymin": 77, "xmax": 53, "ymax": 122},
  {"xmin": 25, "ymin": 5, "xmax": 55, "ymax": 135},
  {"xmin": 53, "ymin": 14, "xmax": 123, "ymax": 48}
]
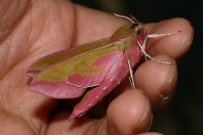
[
  {"xmin": 0, "ymin": 0, "xmax": 193, "ymax": 135},
  {"xmin": 0, "ymin": 1, "xmax": 127, "ymax": 134}
]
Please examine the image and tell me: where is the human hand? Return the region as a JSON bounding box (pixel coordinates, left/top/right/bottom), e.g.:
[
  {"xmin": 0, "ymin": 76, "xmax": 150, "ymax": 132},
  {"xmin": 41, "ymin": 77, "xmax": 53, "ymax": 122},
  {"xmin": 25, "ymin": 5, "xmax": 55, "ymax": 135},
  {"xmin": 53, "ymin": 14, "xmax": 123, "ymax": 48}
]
[{"xmin": 0, "ymin": 0, "xmax": 193, "ymax": 135}]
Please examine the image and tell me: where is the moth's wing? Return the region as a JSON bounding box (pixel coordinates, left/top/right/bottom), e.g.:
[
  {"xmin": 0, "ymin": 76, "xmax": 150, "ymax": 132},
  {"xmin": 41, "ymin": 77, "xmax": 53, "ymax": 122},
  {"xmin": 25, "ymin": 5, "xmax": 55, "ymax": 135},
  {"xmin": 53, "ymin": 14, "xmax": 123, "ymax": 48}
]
[
  {"xmin": 27, "ymin": 38, "xmax": 110, "ymax": 77},
  {"xmin": 29, "ymin": 80, "xmax": 84, "ymax": 99},
  {"xmin": 27, "ymin": 38, "xmax": 111, "ymax": 99},
  {"xmin": 66, "ymin": 43, "xmax": 123, "ymax": 88}
]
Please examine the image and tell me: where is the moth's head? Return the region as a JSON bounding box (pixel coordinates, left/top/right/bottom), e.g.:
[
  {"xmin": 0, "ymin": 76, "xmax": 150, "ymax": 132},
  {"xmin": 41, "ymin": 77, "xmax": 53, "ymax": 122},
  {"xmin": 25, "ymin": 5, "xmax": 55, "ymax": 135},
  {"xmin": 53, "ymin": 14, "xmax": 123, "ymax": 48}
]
[
  {"xmin": 135, "ymin": 26, "xmax": 148, "ymax": 44},
  {"xmin": 129, "ymin": 16, "xmax": 148, "ymax": 44}
]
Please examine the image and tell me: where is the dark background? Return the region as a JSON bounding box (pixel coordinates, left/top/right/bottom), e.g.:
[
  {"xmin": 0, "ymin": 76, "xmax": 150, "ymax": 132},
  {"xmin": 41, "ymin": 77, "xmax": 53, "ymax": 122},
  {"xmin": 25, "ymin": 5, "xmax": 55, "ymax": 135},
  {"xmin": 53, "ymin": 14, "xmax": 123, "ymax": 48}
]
[{"xmin": 74, "ymin": 0, "xmax": 203, "ymax": 134}]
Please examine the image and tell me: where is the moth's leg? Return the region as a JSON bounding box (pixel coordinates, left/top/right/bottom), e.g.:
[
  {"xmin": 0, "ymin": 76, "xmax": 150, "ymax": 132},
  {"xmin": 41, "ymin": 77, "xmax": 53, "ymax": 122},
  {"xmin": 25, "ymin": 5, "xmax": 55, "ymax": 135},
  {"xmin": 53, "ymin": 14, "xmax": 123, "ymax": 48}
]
[
  {"xmin": 142, "ymin": 31, "xmax": 180, "ymax": 50},
  {"xmin": 127, "ymin": 57, "xmax": 136, "ymax": 90},
  {"xmin": 138, "ymin": 31, "xmax": 180, "ymax": 64},
  {"xmin": 137, "ymin": 41, "xmax": 171, "ymax": 64}
]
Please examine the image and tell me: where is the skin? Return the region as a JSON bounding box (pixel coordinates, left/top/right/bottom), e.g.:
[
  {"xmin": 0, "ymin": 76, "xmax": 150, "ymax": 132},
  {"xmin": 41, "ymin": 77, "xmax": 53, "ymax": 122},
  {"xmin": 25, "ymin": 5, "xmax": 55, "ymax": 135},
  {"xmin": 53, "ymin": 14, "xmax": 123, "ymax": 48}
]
[{"xmin": 0, "ymin": 0, "xmax": 193, "ymax": 135}]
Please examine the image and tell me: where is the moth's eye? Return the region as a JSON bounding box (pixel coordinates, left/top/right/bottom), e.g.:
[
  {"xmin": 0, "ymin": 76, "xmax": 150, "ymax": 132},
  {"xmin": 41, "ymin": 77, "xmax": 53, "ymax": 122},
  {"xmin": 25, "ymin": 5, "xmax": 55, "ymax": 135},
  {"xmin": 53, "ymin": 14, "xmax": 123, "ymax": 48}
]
[
  {"xmin": 136, "ymin": 27, "xmax": 148, "ymax": 44},
  {"xmin": 137, "ymin": 28, "xmax": 145, "ymax": 37}
]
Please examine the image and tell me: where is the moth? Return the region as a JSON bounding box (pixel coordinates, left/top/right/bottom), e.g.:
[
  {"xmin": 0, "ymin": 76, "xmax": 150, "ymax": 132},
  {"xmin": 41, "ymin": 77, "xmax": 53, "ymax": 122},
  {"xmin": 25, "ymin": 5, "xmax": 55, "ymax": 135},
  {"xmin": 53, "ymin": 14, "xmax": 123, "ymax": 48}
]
[{"xmin": 26, "ymin": 14, "xmax": 179, "ymax": 119}]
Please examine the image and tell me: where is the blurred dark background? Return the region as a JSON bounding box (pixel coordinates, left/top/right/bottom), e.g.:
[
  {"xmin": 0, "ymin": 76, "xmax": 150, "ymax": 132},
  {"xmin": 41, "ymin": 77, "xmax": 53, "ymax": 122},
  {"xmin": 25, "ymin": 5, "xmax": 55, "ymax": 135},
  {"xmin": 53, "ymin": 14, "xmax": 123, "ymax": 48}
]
[{"xmin": 74, "ymin": 0, "xmax": 202, "ymax": 134}]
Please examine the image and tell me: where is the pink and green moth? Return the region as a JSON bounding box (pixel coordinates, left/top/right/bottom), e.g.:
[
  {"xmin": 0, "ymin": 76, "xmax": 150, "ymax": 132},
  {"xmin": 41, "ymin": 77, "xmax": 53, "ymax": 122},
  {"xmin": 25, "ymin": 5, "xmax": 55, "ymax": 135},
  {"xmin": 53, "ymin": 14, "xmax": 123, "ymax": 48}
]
[{"xmin": 26, "ymin": 14, "xmax": 179, "ymax": 119}]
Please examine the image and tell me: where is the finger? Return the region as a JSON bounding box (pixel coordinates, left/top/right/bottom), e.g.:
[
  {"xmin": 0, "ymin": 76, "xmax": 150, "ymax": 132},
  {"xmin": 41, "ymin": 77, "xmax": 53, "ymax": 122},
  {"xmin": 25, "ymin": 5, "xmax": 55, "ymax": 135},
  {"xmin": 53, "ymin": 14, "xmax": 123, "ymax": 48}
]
[
  {"xmin": 135, "ymin": 55, "xmax": 177, "ymax": 111},
  {"xmin": 75, "ymin": 6, "xmax": 193, "ymax": 60},
  {"xmin": 146, "ymin": 18, "xmax": 193, "ymax": 59},
  {"xmin": 106, "ymin": 89, "xmax": 152, "ymax": 135}
]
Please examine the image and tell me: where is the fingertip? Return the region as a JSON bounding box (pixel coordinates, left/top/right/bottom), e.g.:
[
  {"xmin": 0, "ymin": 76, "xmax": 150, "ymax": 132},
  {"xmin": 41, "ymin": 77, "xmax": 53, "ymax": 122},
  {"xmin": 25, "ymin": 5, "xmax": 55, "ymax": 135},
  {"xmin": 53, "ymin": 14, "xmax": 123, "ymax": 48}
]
[
  {"xmin": 107, "ymin": 90, "xmax": 152, "ymax": 135},
  {"xmin": 147, "ymin": 18, "xmax": 194, "ymax": 59},
  {"xmin": 135, "ymin": 55, "xmax": 177, "ymax": 111}
]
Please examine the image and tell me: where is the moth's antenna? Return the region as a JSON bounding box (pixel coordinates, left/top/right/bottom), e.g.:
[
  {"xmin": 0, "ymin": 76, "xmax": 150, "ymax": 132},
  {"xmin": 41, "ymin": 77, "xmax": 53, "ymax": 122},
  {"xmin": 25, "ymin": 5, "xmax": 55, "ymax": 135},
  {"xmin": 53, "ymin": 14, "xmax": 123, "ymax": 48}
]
[
  {"xmin": 129, "ymin": 15, "xmax": 140, "ymax": 26},
  {"xmin": 114, "ymin": 13, "xmax": 139, "ymax": 25}
]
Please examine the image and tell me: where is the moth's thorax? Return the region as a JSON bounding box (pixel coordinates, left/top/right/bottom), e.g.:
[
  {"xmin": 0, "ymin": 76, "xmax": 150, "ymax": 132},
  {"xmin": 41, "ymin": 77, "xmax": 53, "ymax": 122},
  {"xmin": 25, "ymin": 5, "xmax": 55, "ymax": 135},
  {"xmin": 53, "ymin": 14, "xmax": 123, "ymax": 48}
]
[
  {"xmin": 110, "ymin": 24, "xmax": 148, "ymax": 50},
  {"xmin": 110, "ymin": 24, "xmax": 136, "ymax": 42}
]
